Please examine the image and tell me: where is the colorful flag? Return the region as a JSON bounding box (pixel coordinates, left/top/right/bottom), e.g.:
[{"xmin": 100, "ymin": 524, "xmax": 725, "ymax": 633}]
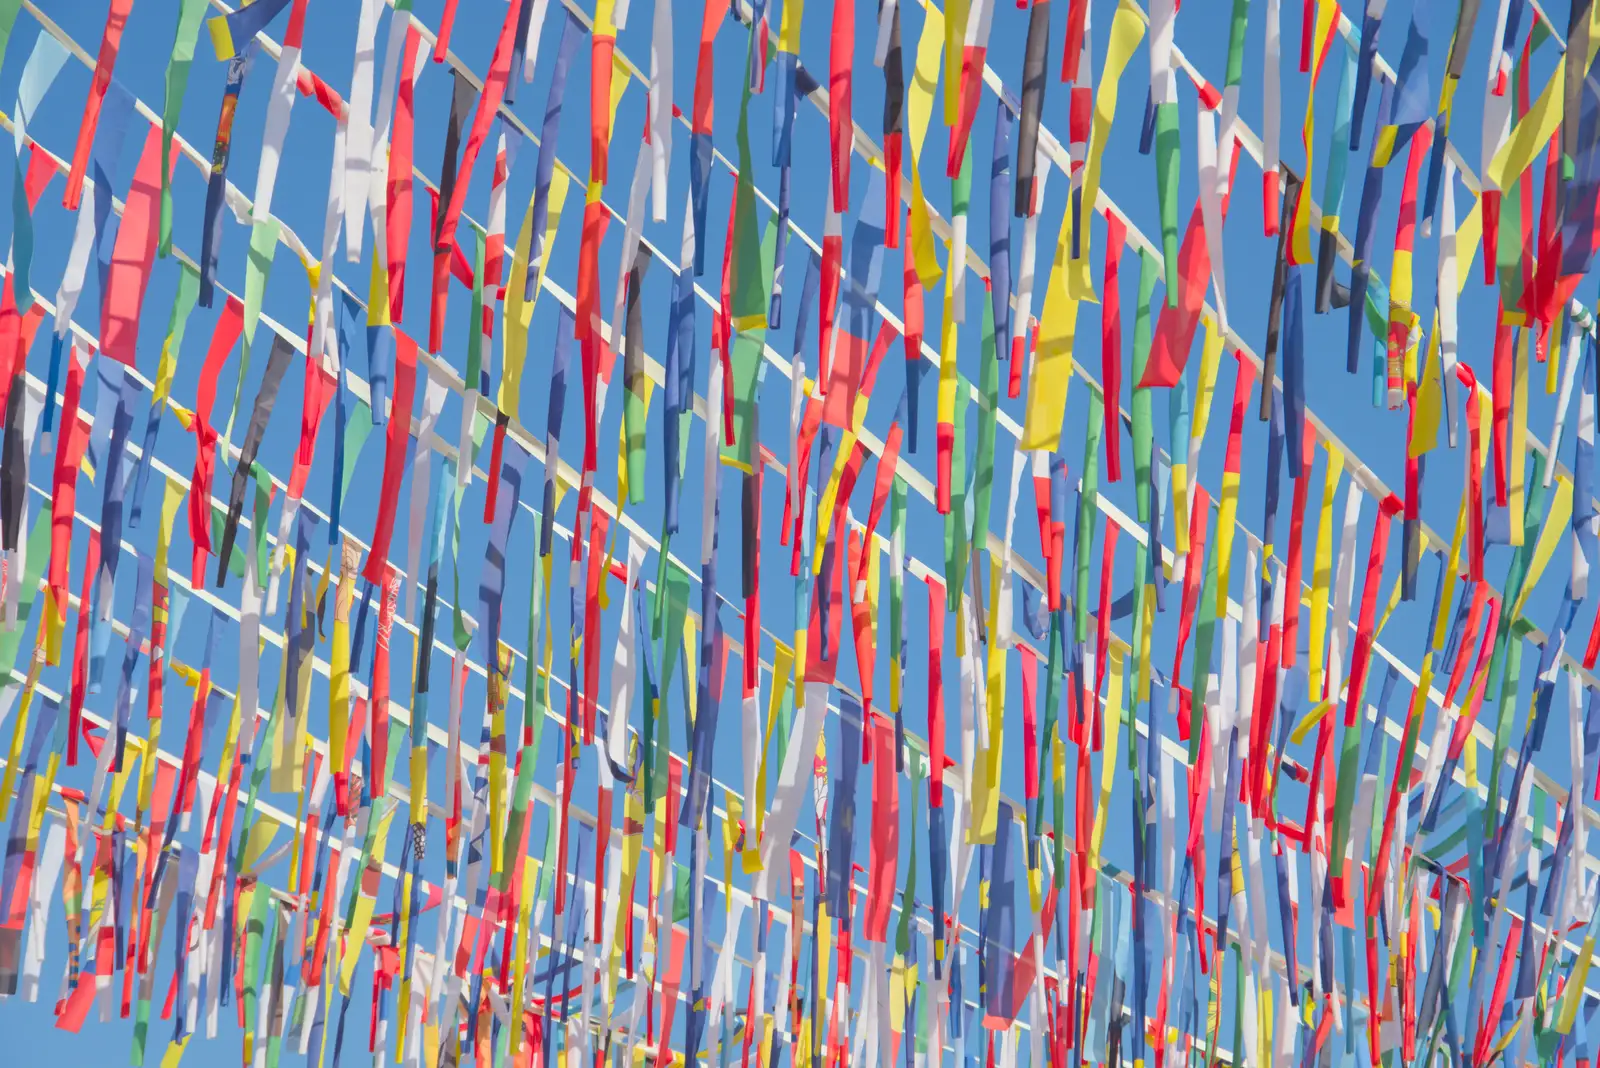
[
  {"xmin": 13, "ymin": 6, "xmax": 1600, "ymax": 1067},
  {"xmin": 1015, "ymin": 0, "xmax": 1051, "ymax": 218},
  {"xmin": 364, "ymin": 330, "xmax": 419, "ymax": 585},
  {"xmin": 61, "ymin": 0, "xmax": 138, "ymax": 211}
]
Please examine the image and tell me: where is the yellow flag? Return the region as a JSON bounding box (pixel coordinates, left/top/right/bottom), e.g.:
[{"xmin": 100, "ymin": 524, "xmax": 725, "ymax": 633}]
[
  {"xmin": 1074, "ymin": 1, "xmax": 1146, "ymax": 277},
  {"xmin": 1411, "ymin": 315, "xmax": 1443, "ymax": 457},
  {"xmin": 1019, "ymin": 204, "xmax": 1082, "ymax": 452},
  {"xmin": 970, "ymin": 560, "xmax": 1006, "ymax": 844},
  {"xmin": 241, "ymin": 817, "xmax": 279, "ymax": 873},
  {"xmin": 778, "ymin": 0, "xmax": 804, "ymax": 53},
  {"xmin": 750, "ymin": 641, "xmax": 794, "ymax": 874},
  {"xmin": 1486, "ymin": 10, "xmax": 1600, "ymax": 191},
  {"xmin": 1288, "ymin": 0, "xmax": 1338, "ymax": 262},
  {"xmin": 340, "ymin": 804, "xmax": 397, "ymax": 993},
  {"xmin": 508, "ymin": 853, "xmax": 540, "ymax": 1055},
  {"xmin": 1511, "ymin": 474, "xmax": 1573, "ymax": 621},
  {"xmin": 1508, "ymin": 328, "xmax": 1529, "ymax": 545},
  {"xmin": 0, "ymin": 670, "xmax": 40, "ymax": 821},
  {"xmin": 155, "ymin": 476, "xmax": 186, "ymax": 589},
  {"xmin": 610, "ymin": 781, "xmax": 645, "ymax": 995},
  {"xmin": 1307, "ymin": 443, "xmax": 1346, "ymax": 698},
  {"xmin": 1087, "ymin": 646, "xmax": 1125, "ymax": 874},
  {"xmin": 906, "ymin": 6, "xmax": 947, "ymax": 289},
  {"xmin": 1289, "ymin": 701, "xmax": 1336, "ymax": 747},
  {"xmin": 812, "ymin": 430, "xmax": 860, "ymax": 575},
  {"xmin": 501, "ymin": 170, "xmax": 572, "ymax": 422},
  {"xmin": 944, "ymin": 0, "xmax": 969, "ymax": 127},
  {"xmin": 1455, "ymin": 200, "xmax": 1484, "ymax": 288},
  {"xmin": 1189, "ymin": 316, "xmax": 1227, "ymax": 451},
  {"xmin": 161, "ymin": 1036, "xmax": 191, "ymax": 1068},
  {"xmin": 1215, "ymin": 470, "xmax": 1241, "ymax": 616},
  {"xmin": 1137, "ymin": 578, "xmax": 1154, "ymax": 702},
  {"xmin": 367, "ymin": 242, "xmax": 391, "ymax": 327},
  {"xmin": 937, "ymin": 249, "xmax": 960, "ymax": 429},
  {"xmin": 1432, "ymin": 488, "xmax": 1468, "ymax": 653}
]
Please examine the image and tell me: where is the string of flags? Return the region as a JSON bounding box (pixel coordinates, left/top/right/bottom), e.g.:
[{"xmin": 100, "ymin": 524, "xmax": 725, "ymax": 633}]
[{"xmin": 1, "ymin": 0, "xmax": 1600, "ymax": 1066}]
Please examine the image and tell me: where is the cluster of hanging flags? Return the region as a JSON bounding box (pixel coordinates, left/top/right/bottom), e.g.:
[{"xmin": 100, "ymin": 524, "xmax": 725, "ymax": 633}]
[{"xmin": 8, "ymin": 0, "xmax": 1600, "ymax": 1064}]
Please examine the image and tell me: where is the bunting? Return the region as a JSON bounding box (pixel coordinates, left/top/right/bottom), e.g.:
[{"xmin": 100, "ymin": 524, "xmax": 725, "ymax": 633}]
[{"xmin": 5, "ymin": 5, "xmax": 1600, "ymax": 1068}]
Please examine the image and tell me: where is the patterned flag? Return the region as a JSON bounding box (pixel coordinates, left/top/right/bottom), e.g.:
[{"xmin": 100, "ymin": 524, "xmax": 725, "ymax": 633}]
[
  {"xmin": 690, "ymin": 0, "xmax": 723, "ymax": 276},
  {"xmin": 364, "ymin": 330, "xmax": 419, "ymax": 585},
  {"xmin": 1015, "ymin": 0, "xmax": 1050, "ymax": 218},
  {"xmin": 61, "ymin": 0, "xmax": 139, "ymax": 211},
  {"xmin": 433, "ymin": 0, "xmax": 524, "ymax": 255}
]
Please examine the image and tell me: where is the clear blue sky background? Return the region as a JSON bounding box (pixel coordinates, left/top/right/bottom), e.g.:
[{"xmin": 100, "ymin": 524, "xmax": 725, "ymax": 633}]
[{"xmin": 0, "ymin": 0, "xmax": 1587, "ymax": 1063}]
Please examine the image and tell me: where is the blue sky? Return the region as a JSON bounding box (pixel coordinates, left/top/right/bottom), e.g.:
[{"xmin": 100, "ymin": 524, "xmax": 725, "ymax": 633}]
[{"xmin": 1, "ymin": 0, "xmax": 1594, "ymax": 1064}]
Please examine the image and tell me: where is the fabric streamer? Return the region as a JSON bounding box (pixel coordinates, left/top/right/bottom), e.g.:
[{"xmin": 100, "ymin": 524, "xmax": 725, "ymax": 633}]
[{"xmin": 4, "ymin": 6, "xmax": 1599, "ymax": 1068}]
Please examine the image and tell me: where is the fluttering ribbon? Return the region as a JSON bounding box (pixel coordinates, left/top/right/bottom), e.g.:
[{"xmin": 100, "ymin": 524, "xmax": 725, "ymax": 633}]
[{"xmin": 13, "ymin": 4, "xmax": 1600, "ymax": 1067}]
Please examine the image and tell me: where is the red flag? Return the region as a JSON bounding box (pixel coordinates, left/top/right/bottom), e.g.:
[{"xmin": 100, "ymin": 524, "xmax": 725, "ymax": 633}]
[
  {"xmin": 288, "ymin": 360, "xmax": 337, "ymax": 500},
  {"xmin": 1094, "ymin": 529, "xmax": 1117, "ymax": 715},
  {"xmin": 0, "ymin": 284, "xmax": 45, "ymax": 419},
  {"xmin": 1171, "ymin": 485, "xmax": 1212, "ymax": 738},
  {"xmin": 66, "ymin": 532, "xmax": 101, "ymax": 766},
  {"xmin": 804, "ymin": 505, "xmax": 849, "ymax": 688},
  {"xmin": 436, "ymin": 0, "xmax": 461, "ymax": 57},
  {"xmin": 1490, "ymin": 312, "xmax": 1512, "ymax": 507},
  {"xmin": 846, "ymin": 530, "xmax": 877, "ymax": 724},
  {"xmin": 1139, "ymin": 202, "xmax": 1210, "ymax": 389},
  {"xmin": 927, "ymin": 576, "xmax": 947, "ymax": 807},
  {"xmin": 100, "ymin": 126, "xmax": 174, "ymax": 367},
  {"xmin": 1021, "ymin": 644, "xmax": 1040, "ymax": 801},
  {"xmin": 188, "ymin": 297, "xmax": 245, "ymax": 587},
  {"xmin": 582, "ymin": 506, "xmax": 610, "ymax": 743},
  {"xmin": 371, "ymin": 568, "xmax": 400, "ymax": 796},
  {"xmin": 590, "ymin": 30, "xmax": 617, "ymax": 190},
  {"xmin": 864, "ymin": 714, "xmax": 899, "ymax": 941},
  {"xmin": 1102, "ymin": 215, "xmax": 1127, "ymax": 482},
  {"xmin": 1061, "ymin": 0, "xmax": 1089, "ymax": 81},
  {"xmin": 819, "ymin": 209, "xmax": 844, "ymax": 392},
  {"xmin": 830, "ymin": 0, "xmax": 854, "ymax": 211},
  {"xmin": 63, "ymin": 0, "xmax": 135, "ymax": 211},
  {"xmin": 1341, "ymin": 495, "xmax": 1403, "ymax": 729},
  {"xmin": 363, "ymin": 331, "xmax": 419, "ymax": 585},
  {"xmin": 434, "ymin": 0, "xmax": 523, "ymax": 254},
  {"xmin": 857, "ymin": 421, "xmax": 903, "ymax": 589},
  {"xmin": 1281, "ymin": 427, "xmax": 1314, "ymax": 666},
  {"xmin": 387, "ymin": 25, "xmax": 424, "ymax": 322}
]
